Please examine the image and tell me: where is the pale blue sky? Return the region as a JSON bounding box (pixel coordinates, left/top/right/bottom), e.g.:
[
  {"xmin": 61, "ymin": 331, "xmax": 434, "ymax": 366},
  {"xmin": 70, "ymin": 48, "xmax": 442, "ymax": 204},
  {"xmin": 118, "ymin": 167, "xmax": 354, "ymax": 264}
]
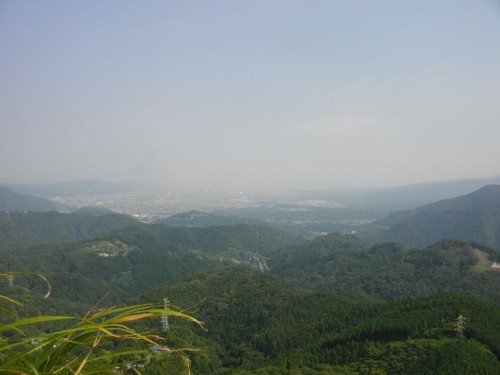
[{"xmin": 1, "ymin": 1, "xmax": 500, "ymax": 189}]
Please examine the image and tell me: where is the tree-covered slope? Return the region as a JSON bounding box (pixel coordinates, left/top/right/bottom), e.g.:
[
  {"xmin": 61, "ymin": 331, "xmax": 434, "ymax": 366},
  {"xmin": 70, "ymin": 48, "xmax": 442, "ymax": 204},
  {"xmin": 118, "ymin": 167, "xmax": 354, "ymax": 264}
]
[
  {"xmin": 138, "ymin": 267, "xmax": 500, "ymax": 374},
  {"xmin": 0, "ymin": 226, "xmax": 231, "ymax": 311},
  {"xmin": 0, "ymin": 222, "xmax": 300, "ymax": 309},
  {"xmin": 156, "ymin": 210, "xmax": 265, "ymax": 227},
  {"xmin": 369, "ymin": 204, "xmax": 500, "ymax": 249},
  {"xmin": 269, "ymin": 234, "xmax": 500, "ymax": 302},
  {"xmin": 366, "ymin": 185, "xmax": 500, "ymax": 249},
  {"xmin": 0, "ymin": 211, "xmax": 141, "ymax": 251},
  {"xmin": 149, "ymin": 223, "xmax": 304, "ymax": 257},
  {"xmin": 1, "ymin": 223, "xmax": 499, "ymax": 374}
]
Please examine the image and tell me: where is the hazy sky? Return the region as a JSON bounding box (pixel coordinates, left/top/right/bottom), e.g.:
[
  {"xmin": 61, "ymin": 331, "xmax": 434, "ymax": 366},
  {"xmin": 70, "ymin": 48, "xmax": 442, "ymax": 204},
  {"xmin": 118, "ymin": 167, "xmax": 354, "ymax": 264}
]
[{"xmin": 1, "ymin": 1, "xmax": 500, "ymax": 189}]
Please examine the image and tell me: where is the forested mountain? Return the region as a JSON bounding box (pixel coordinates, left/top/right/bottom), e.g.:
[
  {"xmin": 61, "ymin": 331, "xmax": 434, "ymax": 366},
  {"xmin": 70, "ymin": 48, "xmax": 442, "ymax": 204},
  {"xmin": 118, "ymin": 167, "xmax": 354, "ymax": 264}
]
[
  {"xmin": 365, "ymin": 185, "xmax": 500, "ymax": 249},
  {"xmin": 0, "ymin": 211, "xmax": 140, "ymax": 251},
  {"xmin": 0, "ymin": 226, "xmax": 230, "ymax": 311},
  {"xmin": 2, "ymin": 221, "xmax": 499, "ymax": 307},
  {"xmin": 269, "ymin": 234, "xmax": 500, "ymax": 303},
  {"xmin": 374, "ymin": 184, "xmax": 500, "ymax": 225},
  {"xmin": 0, "ymin": 185, "xmax": 62, "ymax": 212},
  {"xmin": 1, "ymin": 199, "xmax": 500, "ymax": 373},
  {"xmin": 156, "ymin": 210, "xmax": 265, "ymax": 227},
  {"xmin": 136, "ymin": 267, "xmax": 500, "ymax": 374},
  {"xmin": 149, "ymin": 223, "xmax": 303, "ymax": 257},
  {"xmin": 0, "ymin": 223, "xmax": 301, "ymax": 309}
]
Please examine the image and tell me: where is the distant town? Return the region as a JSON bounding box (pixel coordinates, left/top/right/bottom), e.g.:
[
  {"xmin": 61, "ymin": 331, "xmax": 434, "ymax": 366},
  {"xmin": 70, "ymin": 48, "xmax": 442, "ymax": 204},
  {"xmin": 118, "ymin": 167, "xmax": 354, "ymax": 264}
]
[{"xmin": 48, "ymin": 188, "xmax": 343, "ymax": 223}]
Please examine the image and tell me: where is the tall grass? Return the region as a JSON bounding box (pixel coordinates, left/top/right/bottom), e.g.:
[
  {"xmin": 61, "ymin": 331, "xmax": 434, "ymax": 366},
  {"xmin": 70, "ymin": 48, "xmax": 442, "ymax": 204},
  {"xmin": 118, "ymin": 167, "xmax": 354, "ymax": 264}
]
[{"xmin": 0, "ymin": 272, "xmax": 203, "ymax": 374}]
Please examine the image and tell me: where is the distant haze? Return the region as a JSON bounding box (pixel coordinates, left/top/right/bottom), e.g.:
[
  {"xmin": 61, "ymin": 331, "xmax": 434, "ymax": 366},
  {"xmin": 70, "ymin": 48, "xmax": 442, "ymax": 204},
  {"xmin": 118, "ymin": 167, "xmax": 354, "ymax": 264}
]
[{"xmin": 1, "ymin": 1, "xmax": 500, "ymax": 189}]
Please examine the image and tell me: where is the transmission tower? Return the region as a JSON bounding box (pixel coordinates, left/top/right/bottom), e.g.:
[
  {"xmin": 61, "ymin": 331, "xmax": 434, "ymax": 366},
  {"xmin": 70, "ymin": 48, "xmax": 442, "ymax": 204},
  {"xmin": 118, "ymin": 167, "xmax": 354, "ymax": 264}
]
[
  {"xmin": 161, "ymin": 298, "xmax": 169, "ymax": 332},
  {"xmin": 7, "ymin": 274, "xmax": 14, "ymax": 287}
]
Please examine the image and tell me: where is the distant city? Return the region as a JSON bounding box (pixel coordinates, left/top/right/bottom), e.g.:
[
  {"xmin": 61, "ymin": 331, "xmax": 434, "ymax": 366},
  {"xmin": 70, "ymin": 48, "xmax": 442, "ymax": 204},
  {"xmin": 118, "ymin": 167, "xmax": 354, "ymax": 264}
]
[{"xmin": 47, "ymin": 188, "xmax": 334, "ymax": 223}]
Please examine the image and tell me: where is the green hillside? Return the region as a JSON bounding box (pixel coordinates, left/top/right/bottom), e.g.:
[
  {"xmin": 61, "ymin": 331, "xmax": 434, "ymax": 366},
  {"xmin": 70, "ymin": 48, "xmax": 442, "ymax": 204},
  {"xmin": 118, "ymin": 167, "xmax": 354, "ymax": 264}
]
[
  {"xmin": 0, "ymin": 226, "xmax": 231, "ymax": 310},
  {"xmin": 269, "ymin": 234, "xmax": 500, "ymax": 303},
  {"xmin": 366, "ymin": 185, "xmax": 500, "ymax": 249},
  {"xmin": 0, "ymin": 211, "xmax": 140, "ymax": 251},
  {"xmin": 150, "ymin": 223, "xmax": 304, "ymax": 257},
  {"xmin": 137, "ymin": 267, "xmax": 500, "ymax": 374},
  {"xmin": 368, "ymin": 204, "xmax": 500, "ymax": 249},
  {"xmin": 0, "ymin": 223, "xmax": 301, "ymax": 311},
  {"xmin": 4, "ymin": 264, "xmax": 499, "ymax": 374},
  {"xmin": 1, "ymin": 212, "xmax": 499, "ymax": 374},
  {"xmin": 157, "ymin": 210, "xmax": 265, "ymax": 227}
]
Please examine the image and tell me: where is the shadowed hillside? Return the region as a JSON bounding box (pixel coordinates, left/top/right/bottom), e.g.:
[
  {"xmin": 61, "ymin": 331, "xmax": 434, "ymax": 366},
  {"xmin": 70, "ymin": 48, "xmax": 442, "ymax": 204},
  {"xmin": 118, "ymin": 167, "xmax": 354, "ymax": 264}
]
[
  {"xmin": 0, "ymin": 211, "xmax": 140, "ymax": 251},
  {"xmin": 365, "ymin": 185, "xmax": 500, "ymax": 249},
  {"xmin": 0, "ymin": 186, "xmax": 63, "ymax": 212}
]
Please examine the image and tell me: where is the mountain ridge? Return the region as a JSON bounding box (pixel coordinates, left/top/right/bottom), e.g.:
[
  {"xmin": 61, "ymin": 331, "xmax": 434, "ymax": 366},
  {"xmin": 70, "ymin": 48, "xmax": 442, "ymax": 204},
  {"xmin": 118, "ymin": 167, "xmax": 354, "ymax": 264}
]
[
  {"xmin": 364, "ymin": 185, "xmax": 500, "ymax": 249},
  {"xmin": 156, "ymin": 210, "xmax": 266, "ymax": 227},
  {"xmin": 269, "ymin": 234, "xmax": 500, "ymax": 302},
  {"xmin": 0, "ymin": 185, "xmax": 63, "ymax": 212},
  {"xmin": 0, "ymin": 211, "xmax": 140, "ymax": 251}
]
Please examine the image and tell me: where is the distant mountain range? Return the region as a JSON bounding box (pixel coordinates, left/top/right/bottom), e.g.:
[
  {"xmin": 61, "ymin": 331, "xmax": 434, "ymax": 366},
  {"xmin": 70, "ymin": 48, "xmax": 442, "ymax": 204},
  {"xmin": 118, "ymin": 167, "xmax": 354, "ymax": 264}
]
[
  {"xmin": 365, "ymin": 185, "xmax": 500, "ymax": 249},
  {"xmin": 0, "ymin": 186, "xmax": 63, "ymax": 212},
  {"xmin": 5, "ymin": 174, "xmax": 500, "ymax": 209},
  {"xmin": 297, "ymin": 175, "xmax": 500, "ymax": 210},
  {"xmin": 4, "ymin": 180, "xmax": 154, "ymax": 197}
]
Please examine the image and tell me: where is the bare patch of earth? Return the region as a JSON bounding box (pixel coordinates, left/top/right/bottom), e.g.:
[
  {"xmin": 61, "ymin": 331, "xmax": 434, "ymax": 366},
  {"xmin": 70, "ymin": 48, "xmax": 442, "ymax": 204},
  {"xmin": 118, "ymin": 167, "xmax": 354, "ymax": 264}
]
[{"xmin": 473, "ymin": 248, "xmax": 500, "ymax": 271}]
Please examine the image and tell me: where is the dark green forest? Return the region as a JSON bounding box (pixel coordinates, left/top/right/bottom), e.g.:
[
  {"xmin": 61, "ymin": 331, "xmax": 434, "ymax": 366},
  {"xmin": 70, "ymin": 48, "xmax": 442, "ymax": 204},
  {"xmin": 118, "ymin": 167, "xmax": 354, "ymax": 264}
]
[
  {"xmin": 270, "ymin": 234, "xmax": 500, "ymax": 303},
  {"xmin": 1, "ymin": 193, "xmax": 500, "ymax": 373},
  {"xmin": 0, "ymin": 210, "xmax": 140, "ymax": 251},
  {"xmin": 142, "ymin": 267, "xmax": 500, "ymax": 374}
]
